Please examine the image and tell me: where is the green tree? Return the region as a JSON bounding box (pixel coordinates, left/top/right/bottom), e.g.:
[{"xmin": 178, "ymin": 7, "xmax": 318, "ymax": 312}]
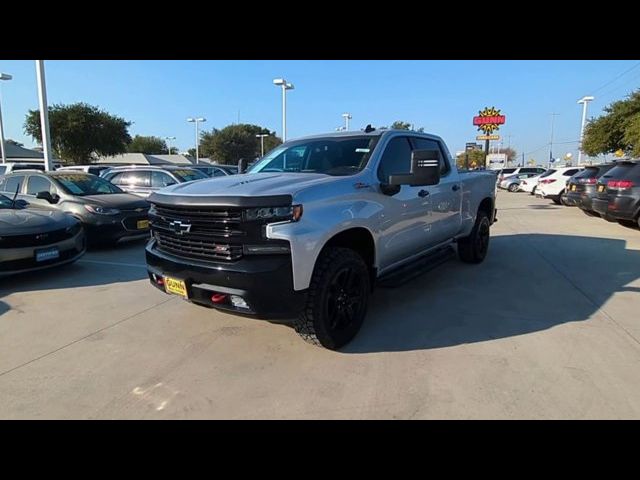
[
  {"xmin": 187, "ymin": 148, "xmax": 197, "ymax": 158},
  {"xmin": 456, "ymin": 150, "xmax": 486, "ymax": 169},
  {"xmin": 582, "ymin": 90, "xmax": 640, "ymax": 157},
  {"xmin": 127, "ymin": 135, "xmax": 167, "ymax": 154},
  {"xmin": 496, "ymin": 147, "xmax": 517, "ymax": 163},
  {"xmin": 391, "ymin": 121, "xmax": 412, "ymax": 130},
  {"xmin": 24, "ymin": 102, "xmax": 131, "ymax": 164},
  {"xmin": 199, "ymin": 124, "xmax": 282, "ymax": 165}
]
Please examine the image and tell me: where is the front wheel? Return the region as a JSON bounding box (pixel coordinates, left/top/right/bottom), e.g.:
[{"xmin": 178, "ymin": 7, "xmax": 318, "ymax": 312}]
[
  {"xmin": 294, "ymin": 247, "xmax": 370, "ymax": 350},
  {"xmin": 458, "ymin": 210, "xmax": 490, "ymax": 264}
]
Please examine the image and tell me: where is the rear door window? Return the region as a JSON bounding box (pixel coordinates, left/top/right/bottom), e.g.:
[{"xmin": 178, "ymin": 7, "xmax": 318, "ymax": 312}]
[
  {"xmin": 0, "ymin": 165, "xmax": 6, "ymax": 175},
  {"xmin": 563, "ymin": 169, "xmax": 580, "ymax": 176},
  {"xmin": 539, "ymin": 169, "xmax": 556, "ymax": 178},
  {"xmin": 151, "ymin": 171, "xmax": 178, "ymax": 188}
]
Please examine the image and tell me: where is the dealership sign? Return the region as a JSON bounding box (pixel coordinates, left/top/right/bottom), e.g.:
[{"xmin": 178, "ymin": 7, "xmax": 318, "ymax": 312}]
[
  {"xmin": 473, "ymin": 107, "xmax": 506, "ymax": 135},
  {"xmin": 476, "ymin": 135, "xmax": 500, "ymax": 141}
]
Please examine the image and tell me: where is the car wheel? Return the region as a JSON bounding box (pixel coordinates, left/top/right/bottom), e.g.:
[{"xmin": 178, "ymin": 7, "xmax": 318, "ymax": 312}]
[
  {"xmin": 508, "ymin": 183, "xmax": 519, "ymax": 192},
  {"xmin": 458, "ymin": 210, "xmax": 490, "ymax": 264},
  {"xmin": 294, "ymin": 247, "xmax": 370, "ymax": 350},
  {"xmin": 531, "ymin": 186, "xmax": 536, "ymax": 196}
]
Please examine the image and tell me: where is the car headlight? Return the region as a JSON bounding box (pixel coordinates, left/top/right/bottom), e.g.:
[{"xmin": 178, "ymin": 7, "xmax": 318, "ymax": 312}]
[
  {"xmin": 84, "ymin": 205, "xmax": 120, "ymax": 215},
  {"xmin": 244, "ymin": 205, "xmax": 303, "ymax": 222}
]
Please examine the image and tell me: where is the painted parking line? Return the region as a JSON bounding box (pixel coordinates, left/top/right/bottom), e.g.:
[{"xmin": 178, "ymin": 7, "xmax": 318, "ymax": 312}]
[{"xmin": 78, "ymin": 259, "xmax": 147, "ymax": 269}]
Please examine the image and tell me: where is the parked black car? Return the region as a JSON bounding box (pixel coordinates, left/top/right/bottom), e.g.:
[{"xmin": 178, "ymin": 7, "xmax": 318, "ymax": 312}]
[
  {"xmin": 566, "ymin": 163, "xmax": 616, "ymax": 215},
  {"xmin": 0, "ymin": 193, "xmax": 85, "ymax": 276},
  {"xmin": 592, "ymin": 161, "xmax": 640, "ymax": 227},
  {"xmin": 0, "ymin": 171, "xmax": 150, "ymax": 245}
]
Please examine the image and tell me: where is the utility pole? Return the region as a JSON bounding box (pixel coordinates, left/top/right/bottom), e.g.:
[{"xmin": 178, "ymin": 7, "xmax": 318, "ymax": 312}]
[
  {"xmin": 549, "ymin": 113, "xmax": 559, "ymax": 169},
  {"xmin": 35, "ymin": 61, "xmax": 53, "ymax": 172}
]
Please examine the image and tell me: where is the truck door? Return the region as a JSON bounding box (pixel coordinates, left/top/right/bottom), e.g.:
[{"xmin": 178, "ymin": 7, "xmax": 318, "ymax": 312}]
[
  {"xmin": 375, "ymin": 136, "xmax": 435, "ymax": 270},
  {"xmin": 410, "ymin": 137, "xmax": 463, "ymax": 244}
]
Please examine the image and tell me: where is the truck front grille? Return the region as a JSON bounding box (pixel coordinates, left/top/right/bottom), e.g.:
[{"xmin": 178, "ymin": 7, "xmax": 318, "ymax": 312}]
[{"xmin": 150, "ymin": 205, "xmax": 245, "ymax": 262}]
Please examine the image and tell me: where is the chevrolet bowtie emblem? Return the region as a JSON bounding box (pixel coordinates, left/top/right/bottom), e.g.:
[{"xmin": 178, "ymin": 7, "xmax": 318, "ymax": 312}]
[{"xmin": 169, "ymin": 220, "xmax": 192, "ymax": 236}]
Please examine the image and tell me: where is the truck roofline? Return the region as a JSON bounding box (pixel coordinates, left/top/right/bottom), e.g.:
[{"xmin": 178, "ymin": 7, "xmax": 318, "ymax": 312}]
[{"xmin": 289, "ymin": 129, "xmax": 446, "ymax": 144}]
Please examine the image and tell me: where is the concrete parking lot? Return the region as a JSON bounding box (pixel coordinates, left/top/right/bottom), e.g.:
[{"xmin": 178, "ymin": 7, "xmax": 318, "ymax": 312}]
[{"xmin": 1, "ymin": 191, "xmax": 639, "ymax": 419}]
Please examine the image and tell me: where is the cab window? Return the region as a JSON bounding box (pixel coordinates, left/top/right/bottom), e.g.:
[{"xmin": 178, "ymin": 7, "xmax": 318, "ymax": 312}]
[
  {"xmin": 26, "ymin": 176, "xmax": 56, "ymax": 195},
  {"xmin": 411, "ymin": 137, "xmax": 451, "ymax": 176},
  {"xmin": 377, "ymin": 137, "xmax": 413, "ymax": 183}
]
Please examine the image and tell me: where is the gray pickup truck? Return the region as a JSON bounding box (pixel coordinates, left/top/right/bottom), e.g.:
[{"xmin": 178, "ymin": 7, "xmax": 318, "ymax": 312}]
[{"xmin": 145, "ymin": 128, "xmax": 497, "ymax": 349}]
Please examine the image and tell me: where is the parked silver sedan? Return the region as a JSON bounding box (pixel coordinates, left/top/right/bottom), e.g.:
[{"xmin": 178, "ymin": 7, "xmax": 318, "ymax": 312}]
[{"xmin": 0, "ymin": 193, "xmax": 85, "ymax": 276}]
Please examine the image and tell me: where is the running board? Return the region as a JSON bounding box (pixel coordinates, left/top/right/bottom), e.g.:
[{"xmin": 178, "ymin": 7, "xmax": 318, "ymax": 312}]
[{"xmin": 376, "ymin": 246, "xmax": 456, "ymax": 288}]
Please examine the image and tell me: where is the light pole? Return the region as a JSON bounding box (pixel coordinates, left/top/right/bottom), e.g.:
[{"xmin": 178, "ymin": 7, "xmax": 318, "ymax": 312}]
[
  {"xmin": 549, "ymin": 113, "xmax": 559, "ymax": 169},
  {"xmin": 0, "ymin": 73, "xmax": 12, "ymax": 165},
  {"xmin": 273, "ymin": 78, "xmax": 294, "ymax": 141},
  {"xmin": 165, "ymin": 136, "xmax": 176, "ymax": 155},
  {"xmin": 187, "ymin": 117, "xmax": 206, "ymax": 164},
  {"xmin": 341, "ymin": 113, "xmax": 352, "ymax": 131},
  {"xmin": 35, "ymin": 61, "xmax": 54, "ymax": 172},
  {"xmin": 256, "ymin": 133, "xmax": 269, "ymax": 157},
  {"xmin": 577, "ymin": 96, "xmax": 594, "ymax": 165}
]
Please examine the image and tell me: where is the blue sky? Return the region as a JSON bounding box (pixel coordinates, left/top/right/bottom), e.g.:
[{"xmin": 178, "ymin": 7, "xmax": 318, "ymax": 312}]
[{"xmin": 1, "ymin": 60, "xmax": 639, "ymax": 164}]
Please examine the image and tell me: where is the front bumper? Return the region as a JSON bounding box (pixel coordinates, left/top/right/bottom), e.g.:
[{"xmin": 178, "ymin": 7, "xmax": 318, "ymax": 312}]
[
  {"xmin": 567, "ymin": 191, "xmax": 593, "ymax": 211},
  {"xmin": 0, "ymin": 231, "xmax": 86, "ymax": 277},
  {"xmin": 145, "ymin": 239, "xmax": 307, "ymax": 320},
  {"xmin": 82, "ymin": 213, "xmax": 150, "ymax": 241}
]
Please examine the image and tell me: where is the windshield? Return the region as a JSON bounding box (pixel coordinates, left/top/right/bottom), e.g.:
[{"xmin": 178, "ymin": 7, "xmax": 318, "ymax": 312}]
[
  {"xmin": 171, "ymin": 169, "xmax": 208, "ymax": 182},
  {"xmin": 54, "ymin": 173, "xmax": 124, "ymax": 196},
  {"xmin": 248, "ymin": 136, "xmax": 380, "ymax": 176}
]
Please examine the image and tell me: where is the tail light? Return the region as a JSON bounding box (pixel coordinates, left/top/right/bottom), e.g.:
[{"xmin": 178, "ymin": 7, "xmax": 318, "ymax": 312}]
[
  {"xmin": 579, "ymin": 178, "xmax": 597, "ymax": 184},
  {"xmin": 539, "ymin": 179, "xmax": 557, "ymax": 184},
  {"xmin": 608, "ymin": 180, "xmax": 635, "ymax": 189}
]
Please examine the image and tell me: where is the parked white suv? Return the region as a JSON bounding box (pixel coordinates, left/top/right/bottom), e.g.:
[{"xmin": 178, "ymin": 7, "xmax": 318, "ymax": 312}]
[
  {"xmin": 536, "ymin": 167, "xmax": 583, "ymax": 204},
  {"xmin": 0, "ymin": 163, "xmax": 45, "ymax": 176}
]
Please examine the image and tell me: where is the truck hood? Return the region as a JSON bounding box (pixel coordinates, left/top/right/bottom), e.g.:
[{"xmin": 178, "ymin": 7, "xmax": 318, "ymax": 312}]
[
  {"xmin": 152, "ymin": 173, "xmax": 336, "ymax": 199},
  {"xmin": 0, "ymin": 209, "xmax": 76, "ymax": 236}
]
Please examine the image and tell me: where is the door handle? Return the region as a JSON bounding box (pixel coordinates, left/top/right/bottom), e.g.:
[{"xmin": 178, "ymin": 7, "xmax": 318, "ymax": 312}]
[
  {"xmin": 452, "ymin": 184, "xmax": 460, "ymax": 191},
  {"xmin": 418, "ymin": 189, "xmax": 429, "ymax": 198}
]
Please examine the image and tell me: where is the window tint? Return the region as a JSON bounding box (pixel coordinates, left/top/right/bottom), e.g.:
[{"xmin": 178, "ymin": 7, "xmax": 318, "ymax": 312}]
[
  {"xmin": 151, "ymin": 171, "xmax": 177, "ymax": 188},
  {"xmin": 26, "ymin": 176, "xmax": 55, "ymax": 195},
  {"xmin": 502, "ymin": 168, "xmax": 517, "ymax": 175},
  {"xmin": 411, "ymin": 137, "xmax": 450, "ymax": 175},
  {"xmin": 539, "ymin": 169, "xmax": 556, "ymax": 178},
  {"xmin": 88, "ymin": 167, "xmax": 106, "ymax": 176},
  {"xmin": 13, "ymin": 164, "xmax": 45, "ymax": 171},
  {"xmin": 109, "ymin": 171, "xmax": 151, "ymax": 187},
  {"xmin": 0, "ymin": 166, "xmax": 6, "ymax": 175},
  {"xmin": 520, "ymin": 168, "xmax": 536, "ymax": 174},
  {"xmin": 563, "ymin": 169, "xmax": 580, "ymax": 176},
  {"xmin": 213, "ymin": 168, "xmax": 227, "ymax": 177},
  {"xmin": 377, "ymin": 137, "xmax": 413, "ymax": 183},
  {"xmin": 4, "ymin": 175, "xmax": 24, "ymax": 194}
]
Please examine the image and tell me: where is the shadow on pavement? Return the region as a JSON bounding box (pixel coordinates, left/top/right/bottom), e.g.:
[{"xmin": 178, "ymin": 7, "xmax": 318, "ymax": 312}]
[
  {"xmin": 345, "ymin": 234, "xmax": 640, "ymax": 354},
  {"xmin": 0, "ymin": 239, "xmax": 148, "ymax": 316}
]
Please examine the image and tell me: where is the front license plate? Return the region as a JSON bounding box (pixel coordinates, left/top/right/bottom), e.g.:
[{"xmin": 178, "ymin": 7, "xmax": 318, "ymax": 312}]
[
  {"xmin": 165, "ymin": 276, "xmax": 188, "ymax": 298},
  {"xmin": 598, "ymin": 185, "xmax": 606, "ymax": 192},
  {"xmin": 35, "ymin": 247, "xmax": 60, "ymax": 262},
  {"xmin": 137, "ymin": 219, "xmax": 150, "ymax": 229}
]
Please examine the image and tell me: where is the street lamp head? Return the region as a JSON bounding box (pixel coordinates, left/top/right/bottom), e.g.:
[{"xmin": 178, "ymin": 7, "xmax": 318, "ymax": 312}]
[
  {"xmin": 256, "ymin": 133, "xmax": 269, "ymax": 138},
  {"xmin": 273, "ymin": 78, "xmax": 286, "ymax": 86},
  {"xmin": 342, "ymin": 113, "xmax": 352, "ymax": 120},
  {"xmin": 196, "ymin": 117, "xmax": 206, "ymax": 122},
  {"xmin": 0, "ymin": 73, "xmax": 12, "ymax": 81},
  {"xmin": 187, "ymin": 118, "xmax": 195, "ymax": 122},
  {"xmin": 577, "ymin": 95, "xmax": 595, "ymax": 104},
  {"xmin": 285, "ymin": 83, "xmax": 294, "ymax": 90}
]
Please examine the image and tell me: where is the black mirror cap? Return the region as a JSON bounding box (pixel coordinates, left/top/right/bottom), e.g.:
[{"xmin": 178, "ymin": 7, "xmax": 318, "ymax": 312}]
[
  {"xmin": 35, "ymin": 191, "xmax": 59, "ymax": 203},
  {"xmin": 389, "ymin": 149, "xmax": 441, "ymax": 187}
]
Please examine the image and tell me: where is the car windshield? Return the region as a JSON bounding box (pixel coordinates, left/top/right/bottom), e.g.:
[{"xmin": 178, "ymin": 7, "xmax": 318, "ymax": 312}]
[
  {"xmin": 170, "ymin": 169, "xmax": 208, "ymax": 182},
  {"xmin": 248, "ymin": 136, "xmax": 380, "ymax": 176},
  {"xmin": 0, "ymin": 194, "xmax": 16, "ymax": 209},
  {"xmin": 54, "ymin": 173, "xmax": 124, "ymax": 196}
]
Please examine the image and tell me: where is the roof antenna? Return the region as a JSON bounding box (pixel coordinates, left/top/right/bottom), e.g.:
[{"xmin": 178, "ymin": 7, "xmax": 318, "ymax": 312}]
[{"xmin": 364, "ymin": 124, "xmax": 375, "ymax": 133}]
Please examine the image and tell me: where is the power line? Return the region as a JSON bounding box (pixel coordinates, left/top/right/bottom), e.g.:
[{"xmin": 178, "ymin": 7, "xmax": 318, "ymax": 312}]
[{"xmin": 590, "ymin": 61, "xmax": 640, "ymax": 95}]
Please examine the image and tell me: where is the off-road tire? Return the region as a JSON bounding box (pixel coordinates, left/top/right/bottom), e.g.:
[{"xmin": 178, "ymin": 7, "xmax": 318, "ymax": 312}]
[
  {"xmin": 294, "ymin": 247, "xmax": 370, "ymax": 350},
  {"xmin": 458, "ymin": 210, "xmax": 490, "ymax": 264}
]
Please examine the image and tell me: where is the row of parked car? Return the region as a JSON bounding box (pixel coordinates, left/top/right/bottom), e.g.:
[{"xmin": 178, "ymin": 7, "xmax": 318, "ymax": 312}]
[
  {"xmin": 496, "ymin": 161, "xmax": 640, "ymax": 229},
  {"xmin": 0, "ymin": 162, "xmax": 239, "ymax": 277}
]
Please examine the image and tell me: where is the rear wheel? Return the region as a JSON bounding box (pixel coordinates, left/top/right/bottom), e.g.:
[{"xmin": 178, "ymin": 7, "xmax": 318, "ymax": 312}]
[
  {"xmin": 508, "ymin": 183, "xmax": 519, "ymax": 192},
  {"xmin": 458, "ymin": 210, "xmax": 490, "ymax": 264},
  {"xmin": 294, "ymin": 247, "xmax": 370, "ymax": 350}
]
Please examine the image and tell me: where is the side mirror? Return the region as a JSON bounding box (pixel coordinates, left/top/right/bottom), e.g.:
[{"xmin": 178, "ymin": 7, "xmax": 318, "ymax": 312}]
[
  {"xmin": 36, "ymin": 191, "xmax": 59, "ymax": 204},
  {"xmin": 389, "ymin": 149, "xmax": 441, "ymax": 187},
  {"xmin": 14, "ymin": 199, "xmax": 28, "ymax": 209}
]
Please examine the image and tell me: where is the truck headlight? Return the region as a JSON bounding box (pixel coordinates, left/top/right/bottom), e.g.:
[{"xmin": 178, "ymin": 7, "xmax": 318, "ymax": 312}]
[{"xmin": 244, "ymin": 205, "xmax": 303, "ymax": 222}]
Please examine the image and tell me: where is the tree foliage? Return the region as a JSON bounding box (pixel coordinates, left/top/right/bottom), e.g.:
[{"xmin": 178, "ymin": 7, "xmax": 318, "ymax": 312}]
[
  {"xmin": 199, "ymin": 124, "xmax": 282, "ymax": 165},
  {"xmin": 128, "ymin": 135, "xmax": 167, "ymax": 154},
  {"xmin": 391, "ymin": 121, "xmax": 412, "ymax": 130},
  {"xmin": 456, "ymin": 150, "xmax": 486, "ymax": 169},
  {"xmin": 24, "ymin": 102, "xmax": 131, "ymax": 164},
  {"xmin": 582, "ymin": 90, "xmax": 640, "ymax": 157}
]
